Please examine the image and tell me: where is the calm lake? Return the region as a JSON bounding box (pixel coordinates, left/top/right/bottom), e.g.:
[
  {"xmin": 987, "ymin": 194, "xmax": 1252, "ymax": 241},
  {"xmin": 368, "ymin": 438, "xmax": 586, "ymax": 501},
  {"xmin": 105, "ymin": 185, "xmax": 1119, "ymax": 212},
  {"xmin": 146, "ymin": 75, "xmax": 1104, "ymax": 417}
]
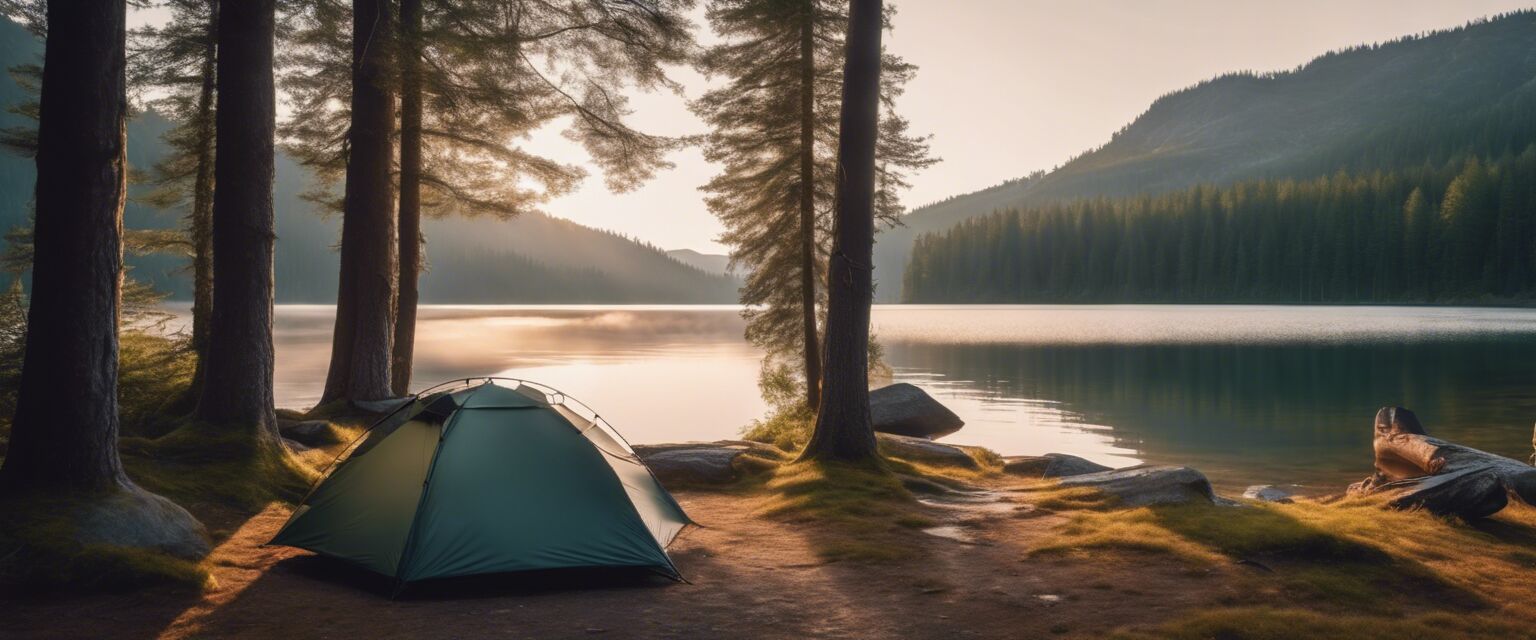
[{"xmin": 244, "ymin": 304, "xmax": 1536, "ymax": 494}]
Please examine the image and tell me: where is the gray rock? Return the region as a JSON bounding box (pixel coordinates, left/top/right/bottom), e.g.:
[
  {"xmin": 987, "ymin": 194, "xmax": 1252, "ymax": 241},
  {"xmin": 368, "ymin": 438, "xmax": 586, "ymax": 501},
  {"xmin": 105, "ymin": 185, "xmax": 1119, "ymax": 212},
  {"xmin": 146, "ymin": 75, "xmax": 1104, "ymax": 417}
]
[
  {"xmin": 876, "ymin": 433, "xmax": 979, "ymax": 468},
  {"xmin": 350, "ymin": 397, "xmax": 413, "ymax": 415},
  {"xmin": 870, "ymin": 383, "xmax": 964, "ymax": 439},
  {"xmin": 1058, "ymin": 465, "xmax": 1218, "ymax": 507},
  {"xmin": 74, "ymin": 485, "xmax": 210, "ymax": 559},
  {"xmin": 280, "ymin": 420, "xmax": 337, "ymax": 446},
  {"xmin": 1003, "ymin": 453, "xmax": 1112, "ymax": 478},
  {"xmin": 1243, "ymin": 485, "xmax": 1295, "ymax": 503},
  {"xmin": 634, "ymin": 440, "xmax": 782, "ymax": 484}
]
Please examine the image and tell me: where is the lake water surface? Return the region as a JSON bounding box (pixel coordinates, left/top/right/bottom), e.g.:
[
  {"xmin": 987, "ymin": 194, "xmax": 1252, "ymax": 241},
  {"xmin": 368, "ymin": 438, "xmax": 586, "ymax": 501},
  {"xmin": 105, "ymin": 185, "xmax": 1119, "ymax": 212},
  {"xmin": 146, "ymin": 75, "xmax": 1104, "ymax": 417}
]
[{"xmin": 258, "ymin": 305, "xmax": 1536, "ymax": 493}]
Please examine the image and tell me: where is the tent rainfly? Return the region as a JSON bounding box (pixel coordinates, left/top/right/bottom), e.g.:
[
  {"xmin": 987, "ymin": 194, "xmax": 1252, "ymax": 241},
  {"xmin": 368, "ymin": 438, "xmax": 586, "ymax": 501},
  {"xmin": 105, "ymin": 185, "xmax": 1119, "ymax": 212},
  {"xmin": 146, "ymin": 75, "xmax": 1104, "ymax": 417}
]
[{"xmin": 269, "ymin": 378, "xmax": 693, "ymax": 588}]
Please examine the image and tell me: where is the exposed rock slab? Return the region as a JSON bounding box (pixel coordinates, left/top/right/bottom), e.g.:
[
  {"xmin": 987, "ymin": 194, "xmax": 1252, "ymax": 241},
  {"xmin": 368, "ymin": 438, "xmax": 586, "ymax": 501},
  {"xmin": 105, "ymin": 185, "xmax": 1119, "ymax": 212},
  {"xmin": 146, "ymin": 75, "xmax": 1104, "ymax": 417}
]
[
  {"xmin": 876, "ymin": 432, "xmax": 981, "ymax": 468},
  {"xmin": 1003, "ymin": 453, "xmax": 1112, "ymax": 478},
  {"xmin": 633, "ymin": 440, "xmax": 784, "ymax": 484},
  {"xmin": 870, "ymin": 383, "xmax": 964, "ymax": 439},
  {"xmin": 1059, "ymin": 465, "xmax": 1218, "ymax": 507}
]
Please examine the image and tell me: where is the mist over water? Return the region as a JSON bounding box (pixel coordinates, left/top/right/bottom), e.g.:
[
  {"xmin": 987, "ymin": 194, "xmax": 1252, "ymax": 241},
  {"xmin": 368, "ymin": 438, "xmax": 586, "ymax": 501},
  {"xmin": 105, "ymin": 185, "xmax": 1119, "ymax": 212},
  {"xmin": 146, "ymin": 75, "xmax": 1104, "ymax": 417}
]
[{"xmin": 228, "ymin": 304, "xmax": 1536, "ymax": 493}]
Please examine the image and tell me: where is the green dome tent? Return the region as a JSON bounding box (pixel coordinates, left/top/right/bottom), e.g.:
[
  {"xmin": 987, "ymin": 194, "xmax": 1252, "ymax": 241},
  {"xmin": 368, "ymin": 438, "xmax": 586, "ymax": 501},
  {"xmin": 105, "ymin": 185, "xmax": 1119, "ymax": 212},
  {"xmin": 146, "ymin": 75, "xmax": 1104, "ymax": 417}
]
[{"xmin": 270, "ymin": 378, "xmax": 693, "ymax": 588}]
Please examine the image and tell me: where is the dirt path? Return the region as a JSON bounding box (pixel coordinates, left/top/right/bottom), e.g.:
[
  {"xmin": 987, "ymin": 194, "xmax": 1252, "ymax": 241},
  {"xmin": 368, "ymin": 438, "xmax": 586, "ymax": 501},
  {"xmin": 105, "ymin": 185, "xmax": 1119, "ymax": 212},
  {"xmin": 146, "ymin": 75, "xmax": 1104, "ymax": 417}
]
[{"xmin": 5, "ymin": 489, "xmax": 1252, "ymax": 639}]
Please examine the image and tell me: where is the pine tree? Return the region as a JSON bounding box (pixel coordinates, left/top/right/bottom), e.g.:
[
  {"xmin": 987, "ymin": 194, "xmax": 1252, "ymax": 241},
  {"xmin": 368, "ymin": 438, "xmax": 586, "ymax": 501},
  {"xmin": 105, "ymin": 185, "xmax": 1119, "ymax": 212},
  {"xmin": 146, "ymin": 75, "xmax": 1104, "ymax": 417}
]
[
  {"xmin": 0, "ymin": 0, "xmax": 205, "ymax": 556},
  {"xmin": 283, "ymin": 0, "xmax": 696, "ymax": 399},
  {"xmin": 901, "ymin": 152, "xmax": 1536, "ymax": 305},
  {"xmin": 799, "ymin": 0, "xmax": 882, "ymax": 463},
  {"xmin": 130, "ymin": 0, "xmax": 219, "ymax": 400},
  {"xmin": 319, "ymin": 0, "xmax": 398, "ymax": 405},
  {"xmin": 694, "ymin": 0, "xmax": 930, "ymax": 412},
  {"xmin": 193, "ymin": 0, "xmax": 280, "ymax": 447}
]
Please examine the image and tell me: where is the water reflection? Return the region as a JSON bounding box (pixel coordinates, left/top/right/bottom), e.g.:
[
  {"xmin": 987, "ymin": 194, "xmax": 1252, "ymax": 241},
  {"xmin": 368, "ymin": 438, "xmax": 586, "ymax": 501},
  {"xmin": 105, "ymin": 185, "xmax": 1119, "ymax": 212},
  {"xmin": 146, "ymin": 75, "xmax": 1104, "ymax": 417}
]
[
  {"xmin": 245, "ymin": 304, "xmax": 1536, "ymax": 492},
  {"xmin": 266, "ymin": 305, "xmax": 766, "ymax": 444},
  {"xmin": 875, "ymin": 306, "xmax": 1536, "ymax": 491}
]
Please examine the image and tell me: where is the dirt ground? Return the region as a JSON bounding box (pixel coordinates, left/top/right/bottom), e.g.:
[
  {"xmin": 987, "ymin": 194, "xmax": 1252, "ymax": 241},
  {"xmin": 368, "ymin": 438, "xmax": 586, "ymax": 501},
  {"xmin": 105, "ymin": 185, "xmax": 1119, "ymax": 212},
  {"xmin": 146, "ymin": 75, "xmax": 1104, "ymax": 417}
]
[{"xmin": 1, "ymin": 485, "xmax": 1269, "ymax": 640}]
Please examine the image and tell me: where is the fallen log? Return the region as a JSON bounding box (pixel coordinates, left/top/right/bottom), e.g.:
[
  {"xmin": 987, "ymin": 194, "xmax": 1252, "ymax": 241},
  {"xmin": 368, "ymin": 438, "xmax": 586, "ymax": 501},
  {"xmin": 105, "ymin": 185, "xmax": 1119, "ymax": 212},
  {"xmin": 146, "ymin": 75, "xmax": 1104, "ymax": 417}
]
[{"xmin": 1347, "ymin": 406, "xmax": 1536, "ymax": 519}]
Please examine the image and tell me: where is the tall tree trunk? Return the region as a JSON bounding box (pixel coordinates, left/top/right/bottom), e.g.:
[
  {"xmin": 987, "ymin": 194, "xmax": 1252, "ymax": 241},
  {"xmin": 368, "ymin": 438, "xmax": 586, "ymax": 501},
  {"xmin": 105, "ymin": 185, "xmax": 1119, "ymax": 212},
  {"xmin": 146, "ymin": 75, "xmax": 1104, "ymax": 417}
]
[
  {"xmin": 390, "ymin": 0, "xmax": 422, "ymax": 397},
  {"xmin": 320, "ymin": 0, "xmax": 397, "ymax": 405},
  {"xmin": 193, "ymin": 0, "xmax": 278, "ymax": 442},
  {"xmin": 0, "ymin": 0, "xmax": 131, "ymax": 491},
  {"xmin": 182, "ymin": 0, "xmax": 218, "ymax": 405},
  {"xmin": 797, "ymin": 2, "xmax": 821, "ymax": 411},
  {"xmin": 799, "ymin": 0, "xmax": 882, "ymax": 463}
]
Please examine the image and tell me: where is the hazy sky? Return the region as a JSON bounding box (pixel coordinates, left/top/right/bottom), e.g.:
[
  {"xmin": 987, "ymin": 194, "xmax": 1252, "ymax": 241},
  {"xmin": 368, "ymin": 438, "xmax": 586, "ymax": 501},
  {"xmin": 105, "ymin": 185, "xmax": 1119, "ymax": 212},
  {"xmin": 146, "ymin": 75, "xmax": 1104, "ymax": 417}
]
[{"xmin": 133, "ymin": 1, "xmax": 1536, "ymax": 254}]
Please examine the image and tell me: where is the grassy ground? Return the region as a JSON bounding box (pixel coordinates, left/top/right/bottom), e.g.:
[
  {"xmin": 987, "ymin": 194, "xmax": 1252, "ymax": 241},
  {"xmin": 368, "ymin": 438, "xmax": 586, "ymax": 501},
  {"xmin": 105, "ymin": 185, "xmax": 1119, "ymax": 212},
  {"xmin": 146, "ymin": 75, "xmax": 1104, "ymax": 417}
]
[
  {"xmin": 0, "ymin": 332, "xmax": 366, "ymax": 596},
  {"xmin": 1023, "ymin": 485, "xmax": 1536, "ymax": 638},
  {"xmin": 8, "ymin": 375, "xmax": 1536, "ymax": 639}
]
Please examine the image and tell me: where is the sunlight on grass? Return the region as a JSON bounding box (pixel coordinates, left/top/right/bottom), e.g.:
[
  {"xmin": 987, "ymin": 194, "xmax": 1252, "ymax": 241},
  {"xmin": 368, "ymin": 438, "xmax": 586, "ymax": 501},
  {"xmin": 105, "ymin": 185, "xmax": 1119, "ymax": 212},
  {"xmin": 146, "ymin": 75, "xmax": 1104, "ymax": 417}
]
[
  {"xmin": 757, "ymin": 458, "xmax": 931, "ymax": 562},
  {"xmin": 1031, "ymin": 488, "xmax": 1536, "ymax": 630},
  {"xmin": 121, "ymin": 424, "xmax": 318, "ymax": 512},
  {"xmin": 0, "ymin": 494, "xmax": 215, "ymax": 593}
]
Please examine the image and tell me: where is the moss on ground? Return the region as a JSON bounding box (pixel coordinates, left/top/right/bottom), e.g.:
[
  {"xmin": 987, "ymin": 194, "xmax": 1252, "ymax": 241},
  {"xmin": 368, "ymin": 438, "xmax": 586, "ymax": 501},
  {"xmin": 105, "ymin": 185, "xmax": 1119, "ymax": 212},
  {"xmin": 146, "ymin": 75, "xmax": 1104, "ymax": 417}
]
[
  {"xmin": 733, "ymin": 412, "xmax": 1008, "ymax": 562},
  {"xmin": 757, "ymin": 457, "xmax": 931, "ymax": 561},
  {"xmin": 1024, "ymin": 483, "xmax": 1536, "ymax": 637},
  {"xmin": 0, "ymin": 492, "xmax": 213, "ymax": 594},
  {"xmin": 121, "ymin": 423, "xmax": 318, "ymax": 512}
]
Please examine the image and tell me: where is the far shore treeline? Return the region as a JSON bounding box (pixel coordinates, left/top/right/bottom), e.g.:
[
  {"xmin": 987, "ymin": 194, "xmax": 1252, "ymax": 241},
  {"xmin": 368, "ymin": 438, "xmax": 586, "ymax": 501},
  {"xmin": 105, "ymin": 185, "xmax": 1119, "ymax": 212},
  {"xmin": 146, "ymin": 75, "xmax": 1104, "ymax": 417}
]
[{"xmin": 904, "ymin": 150, "xmax": 1536, "ymax": 305}]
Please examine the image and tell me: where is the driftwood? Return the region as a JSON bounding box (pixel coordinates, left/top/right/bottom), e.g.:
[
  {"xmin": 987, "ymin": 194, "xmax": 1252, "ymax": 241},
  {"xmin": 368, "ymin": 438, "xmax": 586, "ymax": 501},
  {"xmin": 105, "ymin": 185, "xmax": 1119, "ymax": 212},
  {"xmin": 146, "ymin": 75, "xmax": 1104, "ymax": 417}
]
[{"xmin": 1348, "ymin": 407, "xmax": 1536, "ymax": 519}]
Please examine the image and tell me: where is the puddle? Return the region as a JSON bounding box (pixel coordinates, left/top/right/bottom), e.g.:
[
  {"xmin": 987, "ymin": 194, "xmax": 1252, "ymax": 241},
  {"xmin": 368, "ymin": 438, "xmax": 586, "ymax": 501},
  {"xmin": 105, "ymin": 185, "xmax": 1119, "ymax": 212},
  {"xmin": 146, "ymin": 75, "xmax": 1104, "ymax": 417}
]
[
  {"xmin": 920, "ymin": 525, "xmax": 977, "ymax": 543},
  {"xmin": 917, "ymin": 493, "xmax": 1020, "ymax": 515}
]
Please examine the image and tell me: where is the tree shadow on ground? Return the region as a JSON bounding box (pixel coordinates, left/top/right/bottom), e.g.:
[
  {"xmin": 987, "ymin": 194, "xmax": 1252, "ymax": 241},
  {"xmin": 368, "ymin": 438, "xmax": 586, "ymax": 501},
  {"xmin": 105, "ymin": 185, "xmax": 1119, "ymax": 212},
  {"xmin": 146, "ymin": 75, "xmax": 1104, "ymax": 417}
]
[{"xmin": 1143, "ymin": 503, "xmax": 1489, "ymax": 614}]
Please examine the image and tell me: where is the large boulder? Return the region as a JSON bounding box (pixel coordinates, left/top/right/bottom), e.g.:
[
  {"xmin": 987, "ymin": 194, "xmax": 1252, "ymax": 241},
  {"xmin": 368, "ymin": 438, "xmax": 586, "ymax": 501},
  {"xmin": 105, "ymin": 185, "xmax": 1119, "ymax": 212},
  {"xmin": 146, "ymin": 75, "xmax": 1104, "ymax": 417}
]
[
  {"xmin": 73, "ymin": 485, "xmax": 211, "ymax": 559},
  {"xmin": 1058, "ymin": 465, "xmax": 1218, "ymax": 507},
  {"xmin": 870, "ymin": 383, "xmax": 964, "ymax": 439},
  {"xmin": 1003, "ymin": 453, "xmax": 1112, "ymax": 478},
  {"xmin": 634, "ymin": 440, "xmax": 783, "ymax": 485}
]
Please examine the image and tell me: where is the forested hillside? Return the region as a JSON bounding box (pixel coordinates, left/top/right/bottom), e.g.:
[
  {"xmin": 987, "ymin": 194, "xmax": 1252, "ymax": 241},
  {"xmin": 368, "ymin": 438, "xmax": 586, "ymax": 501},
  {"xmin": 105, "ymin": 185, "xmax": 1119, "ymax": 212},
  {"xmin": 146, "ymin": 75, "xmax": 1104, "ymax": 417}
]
[
  {"xmin": 904, "ymin": 151, "xmax": 1536, "ymax": 304},
  {"xmin": 0, "ymin": 17, "xmax": 737, "ymax": 304},
  {"xmin": 880, "ymin": 11, "xmax": 1536, "ymax": 300}
]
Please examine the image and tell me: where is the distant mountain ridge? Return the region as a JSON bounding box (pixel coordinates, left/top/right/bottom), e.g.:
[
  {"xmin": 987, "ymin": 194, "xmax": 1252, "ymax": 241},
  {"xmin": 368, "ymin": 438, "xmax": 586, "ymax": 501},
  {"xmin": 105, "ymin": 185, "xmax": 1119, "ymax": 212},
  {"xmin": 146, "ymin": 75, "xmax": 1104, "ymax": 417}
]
[
  {"xmin": 875, "ymin": 10, "xmax": 1536, "ymax": 300},
  {"xmin": 0, "ymin": 17, "xmax": 739, "ymax": 304},
  {"xmin": 665, "ymin": 249, "xmax": 733, "ymax": 276}
]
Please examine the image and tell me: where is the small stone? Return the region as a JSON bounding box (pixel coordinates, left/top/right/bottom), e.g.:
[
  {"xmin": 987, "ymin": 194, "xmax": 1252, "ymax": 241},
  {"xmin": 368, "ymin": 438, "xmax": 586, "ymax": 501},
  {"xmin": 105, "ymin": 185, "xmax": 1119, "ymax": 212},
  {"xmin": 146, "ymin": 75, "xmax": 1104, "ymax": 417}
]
[
  {"xmin": 1242, "ymin": 485, "xmax": 1295, "ymax": 503},
  {"xmin": 280, "ymin": 420, "xmax": 338, "ymax": 446}
]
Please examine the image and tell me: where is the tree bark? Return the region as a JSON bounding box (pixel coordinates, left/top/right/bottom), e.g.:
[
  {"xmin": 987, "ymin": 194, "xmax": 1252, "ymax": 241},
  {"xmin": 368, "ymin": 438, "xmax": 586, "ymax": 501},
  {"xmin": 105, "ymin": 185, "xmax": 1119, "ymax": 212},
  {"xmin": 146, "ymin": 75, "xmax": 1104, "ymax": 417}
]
[
  {"xmin": 192, "ymin": 0, "xmax": 279, "ymax": 443},
  {"xmin": 1348, "ymin": 406, "xmax": 1536, "ymax": 519},
  {"xmin": 183, "ymin": 0, "xmax": 218, "ymax": 404},
  {"xmin": 0, "ymin": 0, "xmax": 130, "ymax": 492},
  {"xmin": 797, "ymin": 2, "xmax": 821, "ymax": 412},
  {"xmin": 799, "ymin": 0, "xmax": 881, "ymax": 463},
  {"xmin": 390, "ymin": 0, "xmax": 422, "ymax": 398},
  {"xmin": 320, "ymin": 0, "xmax": 397, "ymax": 405}
]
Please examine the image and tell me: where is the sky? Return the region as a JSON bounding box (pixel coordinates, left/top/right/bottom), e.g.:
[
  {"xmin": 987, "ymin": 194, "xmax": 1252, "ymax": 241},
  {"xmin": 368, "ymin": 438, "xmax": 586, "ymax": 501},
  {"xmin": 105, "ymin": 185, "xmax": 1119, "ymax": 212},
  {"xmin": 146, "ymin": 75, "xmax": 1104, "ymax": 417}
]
[{"xmin": 133, "ymin": 1, "xmax": 1536, "ymax": 254}]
